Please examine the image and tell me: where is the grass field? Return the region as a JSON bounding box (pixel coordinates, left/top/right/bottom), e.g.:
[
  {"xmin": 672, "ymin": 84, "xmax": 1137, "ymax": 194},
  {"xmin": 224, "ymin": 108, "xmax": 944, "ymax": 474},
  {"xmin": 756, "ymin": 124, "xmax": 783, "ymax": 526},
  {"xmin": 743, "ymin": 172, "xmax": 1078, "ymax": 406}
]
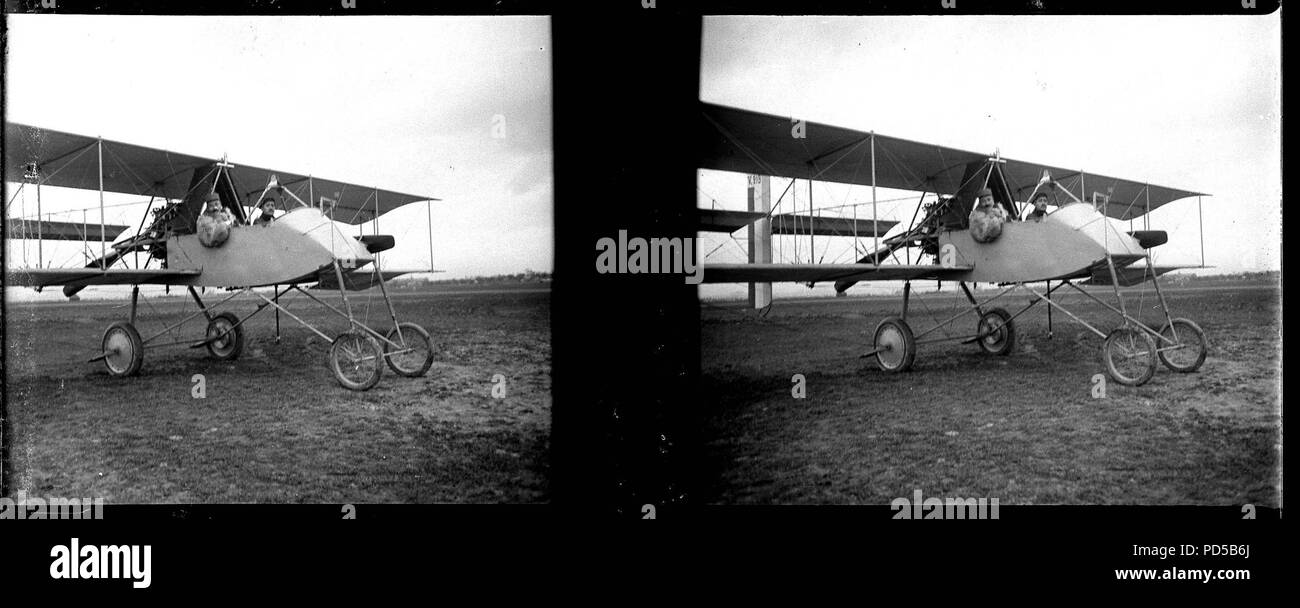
[
  {"xmin": 698, "ymin": 281, "xmax": 1281, "ymax": 506},
  {"xmin": 5, "ymin": 285, "xmax": 550, "ymax": 503}
]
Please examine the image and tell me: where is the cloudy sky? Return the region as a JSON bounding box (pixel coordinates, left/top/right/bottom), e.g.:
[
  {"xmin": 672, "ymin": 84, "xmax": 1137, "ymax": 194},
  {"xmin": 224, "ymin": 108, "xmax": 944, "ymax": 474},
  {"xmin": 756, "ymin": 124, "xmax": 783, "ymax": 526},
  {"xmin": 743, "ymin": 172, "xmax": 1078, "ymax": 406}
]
[
  {"xmin": 697, "ymin": 15, "xmax": 1280, "ymax": 298},
  {"xmin": 5, "ymin": 15, "xmax": 552, "ymax": 289}
]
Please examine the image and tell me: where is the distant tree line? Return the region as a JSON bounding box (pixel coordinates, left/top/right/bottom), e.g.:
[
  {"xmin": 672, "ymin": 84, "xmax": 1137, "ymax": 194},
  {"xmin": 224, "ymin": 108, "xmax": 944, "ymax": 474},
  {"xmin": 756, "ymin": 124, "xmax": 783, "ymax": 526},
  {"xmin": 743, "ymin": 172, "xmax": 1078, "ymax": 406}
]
[
  {"xmin": 396, "ymin": 270, "xmax": 552, "ymax": 287},
  {"xmin": 1163, "ymin": 270, "xmax": 1279, "ymax": 284}
]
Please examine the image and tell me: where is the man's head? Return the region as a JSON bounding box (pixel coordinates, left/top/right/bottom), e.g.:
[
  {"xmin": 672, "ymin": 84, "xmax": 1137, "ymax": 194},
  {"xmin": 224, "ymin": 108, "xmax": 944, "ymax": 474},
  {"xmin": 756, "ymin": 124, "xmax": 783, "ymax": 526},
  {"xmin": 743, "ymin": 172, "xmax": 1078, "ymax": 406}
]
[
  {"xmin": 1033, "ymin": 193, "xmax": 1049, "ymax": 210},
  {"xmin": 204, "ymin": 193, "xmax": 222, "ymax": 212},
  {"xmin": 259, "ymin": 198, "xmax": 277, "ymax": 215},
  {"xmin": 976, "ymin": 187, "xmax": 995, "ymax": 208}
]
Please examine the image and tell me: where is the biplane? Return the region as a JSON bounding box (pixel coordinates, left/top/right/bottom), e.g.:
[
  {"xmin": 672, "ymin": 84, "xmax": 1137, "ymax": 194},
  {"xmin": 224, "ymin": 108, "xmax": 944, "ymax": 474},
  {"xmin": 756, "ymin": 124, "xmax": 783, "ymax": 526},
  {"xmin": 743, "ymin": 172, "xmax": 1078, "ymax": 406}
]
[
  {"xmin": 695, "ymin": 102, "xmax": 1209, "ymax": 387},
  {"xmin": 4, "ymin": 123, "xmax": 440, "ymax": 391}
]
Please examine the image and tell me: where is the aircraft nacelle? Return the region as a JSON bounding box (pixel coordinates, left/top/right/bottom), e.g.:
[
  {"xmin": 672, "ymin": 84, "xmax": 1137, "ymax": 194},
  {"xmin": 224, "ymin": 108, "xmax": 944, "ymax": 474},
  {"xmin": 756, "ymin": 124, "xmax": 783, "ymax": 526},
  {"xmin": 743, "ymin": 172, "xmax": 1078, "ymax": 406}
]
[
  {"xmin": 939, "ymin": 202, "xmax": 1148, "ymax": 284},
  {"xmin": 167, "ymin": 206, "xmax": 374, "ymax": 287}
]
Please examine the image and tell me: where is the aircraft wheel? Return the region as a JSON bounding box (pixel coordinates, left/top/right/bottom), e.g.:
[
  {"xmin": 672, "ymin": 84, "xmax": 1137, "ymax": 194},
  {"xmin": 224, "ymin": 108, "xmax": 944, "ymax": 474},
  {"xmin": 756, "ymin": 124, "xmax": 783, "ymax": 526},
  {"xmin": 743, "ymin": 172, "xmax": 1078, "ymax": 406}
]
[
  {"xmin": 1101, "ymin": 327, "xmax": 1157, "ymax": 387},
  {"xmin": 205, "ymin": 312, "xmax": 244, "ymax": 361},
  {"xmin": 1156, "ymin": 318, "xmax": 1207, "ymax": 373},
  {"xmin": 330, "ymin": 331, "xmax": 383, "ymax": 391},
  {"xmin": 384, "ymin": 322, "xmax": 435, "ymax": 377},
  {"xmin": 976, "ymin": 307, "xmax": 1015, "ymax": 356},
  {"xmin": 102, "ymin": 322, "xmax": 144, "ymax": 377},
  {"xmin": 874, "ymin": 316, "xmax": 916, "ymax": 373}
]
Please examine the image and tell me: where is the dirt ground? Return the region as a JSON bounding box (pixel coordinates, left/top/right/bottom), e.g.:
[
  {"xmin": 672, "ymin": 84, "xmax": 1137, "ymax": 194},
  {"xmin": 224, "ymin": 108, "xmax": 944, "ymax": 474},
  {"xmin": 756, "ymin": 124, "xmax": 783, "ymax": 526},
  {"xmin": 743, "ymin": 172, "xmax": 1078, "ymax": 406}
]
[
  {"xmin": 4, "ymin": 285, "xmax": 550, "ymax": 503},
  {"xmin": 698, "ymin": 281, "xmax": 1280, "ymax": 506}
]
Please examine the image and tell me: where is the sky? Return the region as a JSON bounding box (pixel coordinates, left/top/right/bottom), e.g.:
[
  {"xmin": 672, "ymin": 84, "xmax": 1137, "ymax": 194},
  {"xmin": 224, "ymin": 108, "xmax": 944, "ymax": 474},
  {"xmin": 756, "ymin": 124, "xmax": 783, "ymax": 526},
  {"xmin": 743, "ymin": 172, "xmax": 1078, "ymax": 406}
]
[
  {"xmin": 4, "ymin": 14, "xmax": 553, "ymax": 299},
  {"xmin": 697, "ymin": 15, "xmax": 1281, "ymax": 299}
]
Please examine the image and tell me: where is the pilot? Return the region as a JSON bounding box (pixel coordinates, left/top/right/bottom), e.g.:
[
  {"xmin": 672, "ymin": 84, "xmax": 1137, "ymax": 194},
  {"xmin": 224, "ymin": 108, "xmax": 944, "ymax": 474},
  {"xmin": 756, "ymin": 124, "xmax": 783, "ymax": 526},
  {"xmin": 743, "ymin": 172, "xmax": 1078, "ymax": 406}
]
[
  {"xmin": 252, "ymin": 197, "xmax": 277, "ymax": 227},
  {"xmin": 197, "ymin": 192, "xmax": 234, "ymax": 247},
  {"xmin": 968, "ymin": 187, "xmax": 1007, "ymax": 243},
  {"xmin": 1025, "ymin": 193, "xmax": 1050, "ymax": 222}
]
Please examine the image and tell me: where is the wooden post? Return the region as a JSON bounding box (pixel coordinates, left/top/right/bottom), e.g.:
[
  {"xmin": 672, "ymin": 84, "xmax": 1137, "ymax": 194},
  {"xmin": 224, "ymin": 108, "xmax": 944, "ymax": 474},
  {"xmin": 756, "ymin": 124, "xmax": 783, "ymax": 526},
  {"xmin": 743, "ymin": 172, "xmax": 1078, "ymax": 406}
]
[{"xmin": 747, "ymin": 174, "xmax": 772, "ymax": 309}]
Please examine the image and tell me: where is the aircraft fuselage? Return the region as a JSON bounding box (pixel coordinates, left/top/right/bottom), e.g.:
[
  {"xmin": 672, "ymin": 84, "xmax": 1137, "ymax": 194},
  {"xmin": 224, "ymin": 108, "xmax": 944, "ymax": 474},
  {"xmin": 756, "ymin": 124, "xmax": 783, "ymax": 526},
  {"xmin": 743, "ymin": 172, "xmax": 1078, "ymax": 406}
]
[
  {"xmin": 938, "ymin": 202, "xmax": 1148, "ymax": 284},
  {"xmin": 166, "ymin": 207, "xmax": 374, "ymax": 287}
]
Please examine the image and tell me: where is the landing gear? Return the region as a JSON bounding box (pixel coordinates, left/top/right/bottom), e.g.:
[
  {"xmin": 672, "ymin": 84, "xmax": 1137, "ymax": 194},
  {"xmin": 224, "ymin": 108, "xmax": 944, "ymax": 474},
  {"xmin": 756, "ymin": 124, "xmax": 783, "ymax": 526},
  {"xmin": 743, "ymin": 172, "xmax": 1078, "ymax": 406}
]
[
  {"xmin": 205, "ymin": 311, "xmax": 244, "ymax": 360},
  {"xmin": 248, "ymin": 282, "xmax": 437, "ymax": 390},
  {"xmin": 84, "ymin": 276, "xmax": 434, "ymax": 390},
  {"xmin": 329, "ymin": 331, "xmax": 383, "ymax": 391},
  {"xmin": 873, "ymin": 316, "xmax": 916, "ymax": 373},
  {"xmin": 1156, "ymin": 318, "xmax": 1207, "ymax": 373},
  {"xmin": 1102, "ymin": 327, "xmax": 1158, "ymax": 387},
  {"xmin": 102, "ymin": 322, "xmax": 144, "ymax": 377},
  {"xmin": 383, "ymin": 322, "xmax": 434, "ymax": 377},
  {"xmin": 975, "ymin": 307, "xmax": 1015, "ymax": 356}
]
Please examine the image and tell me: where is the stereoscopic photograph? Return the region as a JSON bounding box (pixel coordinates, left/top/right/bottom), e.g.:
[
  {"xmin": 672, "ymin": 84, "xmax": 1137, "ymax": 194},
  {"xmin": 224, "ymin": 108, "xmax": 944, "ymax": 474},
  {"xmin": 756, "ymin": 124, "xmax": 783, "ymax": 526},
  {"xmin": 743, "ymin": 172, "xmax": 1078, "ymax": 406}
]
[{"xmin": 0, "ymin": 2, "xmax": 1287, "ymax": 596}]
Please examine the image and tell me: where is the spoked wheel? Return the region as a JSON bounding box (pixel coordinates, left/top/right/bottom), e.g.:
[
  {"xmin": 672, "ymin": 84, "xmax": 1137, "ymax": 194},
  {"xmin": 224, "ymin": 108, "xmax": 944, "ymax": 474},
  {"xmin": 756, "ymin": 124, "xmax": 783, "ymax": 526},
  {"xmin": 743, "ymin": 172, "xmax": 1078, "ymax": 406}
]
[
  {"xmin": 205, "ymin": 312, "xmax": 244, "ymax": 361},
  {"xmin": 383, "ymin": 322, "xmax": 435, "ymax": 377},
  {"xmin": 873, "ymin": 316, "xmax": 916, "ymax": 373},
  {"xmin": 329, "ymin": 331, "xmax": 384, "ymax": 391},
  {"xmin": 1101, "ymin": 327, "xmax": 1158, "ymax": 386},
  {"xmin": 102, "ymin": 322, "xmax": 144, "ymax": 377},
  {"xmin": 976, "ymin": 307, "xmax": 1015, "ymax": 356},
  {"xmin": 1156, "ymin": 318, "xmax": 1207, "ymax": 373}
]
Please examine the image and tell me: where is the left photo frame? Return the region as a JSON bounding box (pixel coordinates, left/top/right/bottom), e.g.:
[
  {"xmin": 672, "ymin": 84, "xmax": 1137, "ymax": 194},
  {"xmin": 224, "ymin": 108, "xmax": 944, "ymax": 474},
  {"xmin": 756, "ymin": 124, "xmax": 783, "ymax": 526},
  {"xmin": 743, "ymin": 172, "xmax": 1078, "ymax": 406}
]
[{"xmin": 2, "ymin": 13, "xmax": 554, "ymax": 505}]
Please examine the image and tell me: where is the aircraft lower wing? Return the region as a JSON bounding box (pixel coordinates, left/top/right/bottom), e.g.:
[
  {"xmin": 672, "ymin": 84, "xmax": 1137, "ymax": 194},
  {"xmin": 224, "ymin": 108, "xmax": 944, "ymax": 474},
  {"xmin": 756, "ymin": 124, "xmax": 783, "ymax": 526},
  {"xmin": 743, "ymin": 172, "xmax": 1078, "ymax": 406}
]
[
  {"xmin": 1079, "ymin": 264, "xmax": 1204, "ymax": 287},
  {"xmin": 312, "ymin": 267, "xmax": 441, "ymax": 291},
  {"xmin": 5, "ymin": 267, "xmax": 201, "ymax": 288},
  {"xmin": 694, "ymin": 208, "xmax": 897, "ymax": 237},
  {"xmin": 697, "ymin": 209, "xmax": 766, "ymax": 233},
  {"xmin": 702, "ymin": 263, "xmax": 970, "ymax": 284},
  {"xmin": 5, "ymin": 219, "xmax": 131, "ymax": 242}
]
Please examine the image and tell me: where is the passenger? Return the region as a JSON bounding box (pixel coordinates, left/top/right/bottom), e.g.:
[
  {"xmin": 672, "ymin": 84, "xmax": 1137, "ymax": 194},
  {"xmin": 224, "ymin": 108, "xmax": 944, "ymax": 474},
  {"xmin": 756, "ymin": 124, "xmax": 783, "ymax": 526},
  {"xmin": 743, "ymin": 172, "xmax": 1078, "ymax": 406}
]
[
  {"xmin": 968, "ymin": 187, "xmax": 1007, "ymax": 243},
  {"xmin": 1025, "ymin": 193, "xmax": 1050, "ymax": 222},
  {"xmin": 252, "ymin": 197, "xmax": 277, "ymax": 227}
]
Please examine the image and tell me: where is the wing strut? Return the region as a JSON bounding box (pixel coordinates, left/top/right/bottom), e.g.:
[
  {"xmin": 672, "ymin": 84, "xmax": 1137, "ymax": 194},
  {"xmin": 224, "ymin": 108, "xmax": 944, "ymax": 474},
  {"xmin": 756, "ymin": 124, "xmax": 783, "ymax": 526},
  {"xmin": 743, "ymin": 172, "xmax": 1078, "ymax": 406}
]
[{"xmin": 98, "ymin": 137, "xmax": 105, "ymax": 269}]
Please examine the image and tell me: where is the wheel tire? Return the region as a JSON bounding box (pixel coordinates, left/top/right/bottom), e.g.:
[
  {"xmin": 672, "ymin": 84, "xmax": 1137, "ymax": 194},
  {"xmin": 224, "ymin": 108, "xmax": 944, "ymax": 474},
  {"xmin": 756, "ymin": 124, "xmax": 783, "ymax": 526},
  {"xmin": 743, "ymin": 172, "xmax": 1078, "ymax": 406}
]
[
  {"xmin": 1156, "ymin": 318, "xmax": 1207, "ymax": 373},
  {"xmin": 976, "ymin": 307, "xmax": 1016, "ymax": 356},
  {"xmin": 205, "ymin": 312, "xmax": 244, "ymax": 361},
  {"xmin": 873, "ymin": 316, "xmax": 916, "ymax": 373},
  {"xmin": 383, "ymin": 322, "xmax": 434, "ymax": 377},
  {"xmin": 329, "ymin": 331, "xmax": 383, "ymax": 391},
  {"xmin": 102, "ymin": 322, "xmax": 144, "ymax": 377},
  {"xmin": 1102, "ymin": 327, "xmax": 1157, "ymax": 387}
]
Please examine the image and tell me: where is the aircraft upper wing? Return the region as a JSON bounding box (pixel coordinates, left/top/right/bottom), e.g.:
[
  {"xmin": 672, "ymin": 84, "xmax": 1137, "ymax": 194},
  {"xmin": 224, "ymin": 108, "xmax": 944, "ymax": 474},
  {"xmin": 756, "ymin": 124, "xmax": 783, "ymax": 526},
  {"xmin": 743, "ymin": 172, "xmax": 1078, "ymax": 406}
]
[
  {"xmin": 703, "ymin": 263, "xmax": 969, "ymax": 284},
  {"xmin": 697, "ymin": 102, "xmax": 1206, "ymax": 221},
  {"xmin": 4, "ymin": 123, "xmax": 437, "ymax": 225},
  {"xmin": 5, "ymin": 267, "xmax": 201, "ymax": 289}
]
